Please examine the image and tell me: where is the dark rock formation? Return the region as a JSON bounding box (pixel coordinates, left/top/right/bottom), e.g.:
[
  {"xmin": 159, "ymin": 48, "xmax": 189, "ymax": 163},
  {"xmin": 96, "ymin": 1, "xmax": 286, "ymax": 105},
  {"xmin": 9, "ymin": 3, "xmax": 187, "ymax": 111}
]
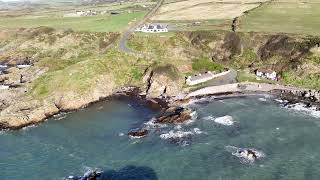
[
  {"xmin": 128, "ymin": 128, "xmax": 149, "ymax": 138},
  {"xmin": 155, "ymin": 107, "xmax": 192, "ymax": 124},
  {"xmin": 64, "ymin": 169, "xmax": 102, "ymax": 180}
]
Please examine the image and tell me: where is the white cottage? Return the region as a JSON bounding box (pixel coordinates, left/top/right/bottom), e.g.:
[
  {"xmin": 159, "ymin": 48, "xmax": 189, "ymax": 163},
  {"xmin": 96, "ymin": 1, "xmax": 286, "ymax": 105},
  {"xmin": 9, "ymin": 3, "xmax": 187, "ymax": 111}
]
[
  {"xmin": 135, "ymin": 24, "xmax": 168, "ymax": 33},
  {"xmin": 256, "ymin": 69, "xmax": 277, "ymax": 81}
]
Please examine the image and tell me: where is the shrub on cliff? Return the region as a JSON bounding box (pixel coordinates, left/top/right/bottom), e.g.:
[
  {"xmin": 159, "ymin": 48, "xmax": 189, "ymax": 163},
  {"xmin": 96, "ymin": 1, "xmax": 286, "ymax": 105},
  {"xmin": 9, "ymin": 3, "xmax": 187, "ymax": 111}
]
[{"xmin": 192, "ymin": 57, "xmax": 224, "ymax": 73}]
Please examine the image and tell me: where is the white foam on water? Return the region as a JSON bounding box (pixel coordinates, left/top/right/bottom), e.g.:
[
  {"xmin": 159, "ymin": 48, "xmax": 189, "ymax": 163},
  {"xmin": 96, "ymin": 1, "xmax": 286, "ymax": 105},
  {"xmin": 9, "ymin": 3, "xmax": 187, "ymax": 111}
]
[
  {"xmin": 53, "ymin": 112, "xmax": 69, "ymax": 121},
  {"xmin": 258, "ymin": 98, "xmax": 267, "ymax": 102},
  {"xmin": 174, "ymin": 125, "xmax": 182, "ymax": 130},
  {"xmin": 185, "ymin": 97, "xmax": 216, "ymax": 107},
  {"xmin": 274, "ymin": 99, "xmax": 288, "ymax": 103},
  {"xmin": 183, "ymin": 111, "xmax": 198, "ymax": 125},
  {"xmin": 264, "ymin": 94, "xmax": 272, "ymax": 98},
  {"xmin": 129, "ymin": 135, "xmax": 144, "ymax": 139},
  {"xmin": 225, "ymin": 145, "xmax": 265, "ymax": 164},
  {"xmin": 285, "ymin": 103, "xmax": 320, "ymax": 118},
  {"xmin": 214, "ymin": 115, "xmax": 234, "ymax": 126},
  {"xmin": 203, "ymin": 116, "xmax": 215, "ymax": 121},
  {"xmin": 22, "ymin": 124, "xmax": 38, "ymax": 131},
  {"xmin": 144, "ymin": 118, "xmax": 167, "ymax": 129},
  {"xmin": 193, "ymin": 128, "xmax": 203, "ymax": 134},
  {"xmin": 118, "ymin": 133, "xmax": 125, "ymax": 137},
  {"xmin": 159, "ymin": 130, "xmax": 194, "ymax": 140}
]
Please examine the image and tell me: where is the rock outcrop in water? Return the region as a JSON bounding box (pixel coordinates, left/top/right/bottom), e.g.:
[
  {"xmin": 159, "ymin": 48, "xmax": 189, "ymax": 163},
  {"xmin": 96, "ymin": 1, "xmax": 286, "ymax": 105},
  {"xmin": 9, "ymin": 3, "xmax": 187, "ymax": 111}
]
[
  {"xmin": 278, "ymin": 89, "xmax": 320, "ymax": 108},
  {"xmin": 64, "ymin": 169, "xmax": 102, "ymax": 180},
  {"xmin": 155, "ymin": 107, "xmax": 193, "ymax": 124},
  {"xmin": 128, "ymin": 128, "xmax": 149, "ymax": 138}
]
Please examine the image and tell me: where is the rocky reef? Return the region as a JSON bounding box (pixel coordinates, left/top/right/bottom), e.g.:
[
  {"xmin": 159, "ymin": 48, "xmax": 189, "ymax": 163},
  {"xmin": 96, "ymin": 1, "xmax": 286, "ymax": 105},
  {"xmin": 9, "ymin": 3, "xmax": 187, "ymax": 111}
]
[{"xmin": 154, "ymin": 106, "xmax": 193, "ymax": 124}]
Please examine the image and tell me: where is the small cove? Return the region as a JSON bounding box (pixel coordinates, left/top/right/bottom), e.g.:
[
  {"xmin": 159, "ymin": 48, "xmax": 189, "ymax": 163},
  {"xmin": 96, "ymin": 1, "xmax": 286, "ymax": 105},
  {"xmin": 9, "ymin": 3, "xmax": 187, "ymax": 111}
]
[{"xmin": 1, "ymin": 96, "xmax": 320, "ymax": 180}]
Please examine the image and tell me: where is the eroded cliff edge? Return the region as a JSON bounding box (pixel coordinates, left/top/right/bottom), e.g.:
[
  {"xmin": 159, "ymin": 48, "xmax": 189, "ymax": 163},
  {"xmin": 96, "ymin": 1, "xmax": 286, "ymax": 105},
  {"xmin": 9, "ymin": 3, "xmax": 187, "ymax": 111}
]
[{"xmin": 1, "ymin": 28, "xmax": 320, "ymax": 130}]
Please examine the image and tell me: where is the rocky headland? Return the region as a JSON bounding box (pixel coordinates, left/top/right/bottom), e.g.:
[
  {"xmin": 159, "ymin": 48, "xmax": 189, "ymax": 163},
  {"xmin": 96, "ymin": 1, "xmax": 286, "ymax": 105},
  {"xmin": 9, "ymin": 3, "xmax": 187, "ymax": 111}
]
[{"xmin": 1, "ymin": 28, "xmax": 320, "ymax": 131}]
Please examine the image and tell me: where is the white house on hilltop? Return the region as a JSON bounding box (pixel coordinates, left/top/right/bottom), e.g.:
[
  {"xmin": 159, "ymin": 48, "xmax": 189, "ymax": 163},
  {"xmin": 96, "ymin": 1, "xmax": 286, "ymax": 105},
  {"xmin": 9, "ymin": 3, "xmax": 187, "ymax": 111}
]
[
  {"xmin": 135, "ymin": 24, "xmax": 168, "ymax": 33},
  {"xmin": 255, "ymin": 69, "xmax": 277, "ymax": 81}
]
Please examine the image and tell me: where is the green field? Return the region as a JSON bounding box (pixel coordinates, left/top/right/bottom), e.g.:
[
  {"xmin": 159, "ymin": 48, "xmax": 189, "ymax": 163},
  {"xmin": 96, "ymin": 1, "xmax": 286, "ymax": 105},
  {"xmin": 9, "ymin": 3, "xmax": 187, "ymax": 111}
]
[
  {"xmin": 0, "ymin": 12, "xmax": 146, "ymax": 32},
  {"xmin": 239, "ymin": 1, "xmax": 320, "ymax": 35}
]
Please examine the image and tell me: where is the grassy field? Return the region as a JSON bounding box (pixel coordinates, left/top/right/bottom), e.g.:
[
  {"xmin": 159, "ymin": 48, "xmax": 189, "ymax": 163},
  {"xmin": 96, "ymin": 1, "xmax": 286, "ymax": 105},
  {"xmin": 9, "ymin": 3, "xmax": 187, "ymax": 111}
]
[
  {"xmin": 0, "ymin": 12, "xmax": 146, "ymax": 32},
  {"xmin": 152, "ymin": 0, "xmax": 268, "ymax": 21},
  {"xmin": 236, "ymin": 70, "xmax": 276, "ymax": 84},
  {"xmin": 31, "ymin": 48, "xmax": 149, "ymax": 98},
  {"xmin": 239, "ymin": 1, "xmax": 320, "ymax": 35}
]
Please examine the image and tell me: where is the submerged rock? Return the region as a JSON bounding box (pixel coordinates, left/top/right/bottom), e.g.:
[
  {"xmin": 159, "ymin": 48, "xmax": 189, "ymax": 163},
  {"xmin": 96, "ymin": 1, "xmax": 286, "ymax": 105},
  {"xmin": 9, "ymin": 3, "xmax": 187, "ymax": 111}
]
[
  {"xmin": 64, "ymin": 169, "xmax": 102, "ymax": 180},
  {"xmin": 155, "ymin": 107, "xmax": 192, "ymax": 124},
  {"xmin": 128, "ymin": 128, "xmax": 149, "ymax": 138},
  {"xmin": 225, "ymin": 146, "xmax": 265, "ymax": 164}
]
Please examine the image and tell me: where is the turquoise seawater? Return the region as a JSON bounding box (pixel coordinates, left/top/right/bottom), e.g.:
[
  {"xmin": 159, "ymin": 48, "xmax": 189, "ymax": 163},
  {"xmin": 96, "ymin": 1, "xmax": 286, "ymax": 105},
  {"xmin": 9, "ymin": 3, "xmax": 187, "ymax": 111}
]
[{"xmin": 1, "ymin": 96, "xmax": 320, "ymax": 180}]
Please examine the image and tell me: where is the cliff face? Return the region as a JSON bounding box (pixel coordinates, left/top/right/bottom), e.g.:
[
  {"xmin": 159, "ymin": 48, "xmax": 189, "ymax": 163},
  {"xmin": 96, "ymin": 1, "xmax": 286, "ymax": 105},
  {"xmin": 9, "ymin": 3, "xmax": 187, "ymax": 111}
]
[
  {"xmin": 0, "ymin": 74, "xmax": 116, "ymax": 129},
  {"xmin": 1, "ymin": 29, "xmax": 320, "ymax": 130},
  {"xmin": 0, "ymin": 28, "xmax": 123, "ymax": 129},
  {"xmin": 184, "ymin": 31, "xmax": 320, "ymax": 71},
  {"xmin": 143, "ymin": 64, "xmax": 184, "ymax": 98}
]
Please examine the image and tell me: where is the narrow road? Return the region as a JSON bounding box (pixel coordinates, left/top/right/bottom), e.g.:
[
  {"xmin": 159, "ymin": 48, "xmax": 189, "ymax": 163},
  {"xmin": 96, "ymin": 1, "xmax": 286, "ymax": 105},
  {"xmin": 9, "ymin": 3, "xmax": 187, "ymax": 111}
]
[
  {"xmin": 118, "ymin": 0, "xmax": 164, "ymax": 54},
  {"xmin": 187, "ymin": 82, "xmax": 307, "ymax": 98}
]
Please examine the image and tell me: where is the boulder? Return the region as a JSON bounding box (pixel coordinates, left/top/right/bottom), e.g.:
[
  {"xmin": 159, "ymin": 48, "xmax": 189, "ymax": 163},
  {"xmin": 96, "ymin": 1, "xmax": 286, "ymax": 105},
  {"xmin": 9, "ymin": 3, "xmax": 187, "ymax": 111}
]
[
  {"xmin": 155, "ymin": 107, "xmax": 192, "ymax": 124},
  {"xmin": 128, "ymin": 128, "xmax": 149, "ymax": 138}
]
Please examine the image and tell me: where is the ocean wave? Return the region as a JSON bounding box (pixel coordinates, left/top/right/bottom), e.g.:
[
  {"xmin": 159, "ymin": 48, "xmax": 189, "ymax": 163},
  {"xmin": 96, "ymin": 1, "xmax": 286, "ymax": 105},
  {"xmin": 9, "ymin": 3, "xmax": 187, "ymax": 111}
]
[
  {"xmin": 204, "ymin": 115, "xmax": 234, "ymax": 126},
  {"xmin": 258, "ymin": 98, "xmax": 267, "ymax": 102},
  {"xmin": 185, "ymin": 97, "xmax": 216, "ymax": 107},
  {"xmin": 159, "ymin": 127, "xmax": 204, "ymax": 140},
  {"xmin": 160, "ymin": 130, "xmax": 194, "ymax": 140},
  {"xmin": 22, "ymin": 124, "xmax": 38, "ymax": 131},
  {"xmin": 0, "ymin": 130, "xmax": 6, "ymax": 135},
  {"xmin": 225, "ymin": 145, "xmax": 265, "ymax": 164},
  {"xmin": 53, "ymin": 112, "xmax": 69, "ymax": 121},
  {"xmin": 286, "ymin": 103, "xmax": 320, "ymax": 118},
  {"xmin": 274, "ymin": 99, "xmax": 288, "ymax": 104},
  {"xmin": 64, "ymin": 167, "xmax": 102, "ymax": 180},
  {"xmin": 144, "ymin": 118, "xmax": 167, "ymax": 129},
  {"xmin": 203, "ymin": 116, "xmax": 215, "ymax": 121},
  {"xmin": 193, "ymin": 128, "xmax": 204, "ymax": 134},
  {"xmin": 183, "ymin": 111, "xmax": 198, "ymax": 125},
  {"xmin": 215, "ymin": 115, "xmax": 234, "ymax": 126}
]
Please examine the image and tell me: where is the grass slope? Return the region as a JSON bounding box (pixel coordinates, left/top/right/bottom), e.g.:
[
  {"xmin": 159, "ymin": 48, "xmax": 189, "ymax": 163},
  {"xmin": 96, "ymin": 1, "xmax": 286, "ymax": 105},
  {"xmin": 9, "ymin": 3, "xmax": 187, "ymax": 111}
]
[
  {"xmin": 239, "ymin": 1, "xmax": 320, "ymax": 35},
  {"xmin": 0, "ymin": 12, "xmax": 146, "ymax": 32}
]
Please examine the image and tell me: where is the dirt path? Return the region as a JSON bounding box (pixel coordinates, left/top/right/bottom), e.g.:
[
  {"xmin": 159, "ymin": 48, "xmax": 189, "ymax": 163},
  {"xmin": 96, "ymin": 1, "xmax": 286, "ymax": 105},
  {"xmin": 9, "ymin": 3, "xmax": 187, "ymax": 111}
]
[{"xmin": 118, "ymin": 0, "xmax": 164, "ymax": 55}]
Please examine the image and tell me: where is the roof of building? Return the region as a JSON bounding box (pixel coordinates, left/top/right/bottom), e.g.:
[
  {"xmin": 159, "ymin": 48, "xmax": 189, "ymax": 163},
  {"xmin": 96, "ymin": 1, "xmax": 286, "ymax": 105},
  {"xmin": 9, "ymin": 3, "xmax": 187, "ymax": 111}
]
[{"xmin": 144, "ymin": 24, "xmax": 167, "ymax": 30}]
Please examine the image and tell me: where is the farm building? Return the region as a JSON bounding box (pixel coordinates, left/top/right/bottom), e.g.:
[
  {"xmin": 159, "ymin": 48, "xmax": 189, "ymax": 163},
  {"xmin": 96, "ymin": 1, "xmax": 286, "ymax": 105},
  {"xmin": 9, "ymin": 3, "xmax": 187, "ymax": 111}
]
[
  {"xmin": 255, "ymin": 69, "xmax": 277, "ymax": 80},
  {"xmin": 135, "ymin": 24, "xmax": 168, "ymax": 33}
]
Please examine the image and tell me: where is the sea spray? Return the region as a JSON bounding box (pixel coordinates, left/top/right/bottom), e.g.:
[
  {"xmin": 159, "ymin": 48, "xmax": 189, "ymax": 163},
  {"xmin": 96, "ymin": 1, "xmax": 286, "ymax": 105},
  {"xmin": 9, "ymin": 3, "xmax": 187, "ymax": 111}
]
[
  {"xmin": 287, "ymin": 103, "xmax": 320, "ymax": 118},
  {"xmin": 204, "ymin": 115, "xmax": 234, "ymax": 126}
]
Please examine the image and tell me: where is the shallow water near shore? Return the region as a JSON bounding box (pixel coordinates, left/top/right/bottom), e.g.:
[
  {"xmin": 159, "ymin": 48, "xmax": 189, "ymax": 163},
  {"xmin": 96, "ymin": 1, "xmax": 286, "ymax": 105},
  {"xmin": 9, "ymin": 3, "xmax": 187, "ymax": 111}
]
[{"xmin": 1, "ymin": 96, "xmax": 320, "ymax": 180}]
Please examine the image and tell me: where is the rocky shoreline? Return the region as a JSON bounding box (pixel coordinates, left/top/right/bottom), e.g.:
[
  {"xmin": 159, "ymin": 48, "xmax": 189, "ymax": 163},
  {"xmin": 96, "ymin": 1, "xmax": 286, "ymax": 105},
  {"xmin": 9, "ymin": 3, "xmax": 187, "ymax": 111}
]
[{"xmin": 1, "ymin": 82, "xmax": 320, "ymax": 132}]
